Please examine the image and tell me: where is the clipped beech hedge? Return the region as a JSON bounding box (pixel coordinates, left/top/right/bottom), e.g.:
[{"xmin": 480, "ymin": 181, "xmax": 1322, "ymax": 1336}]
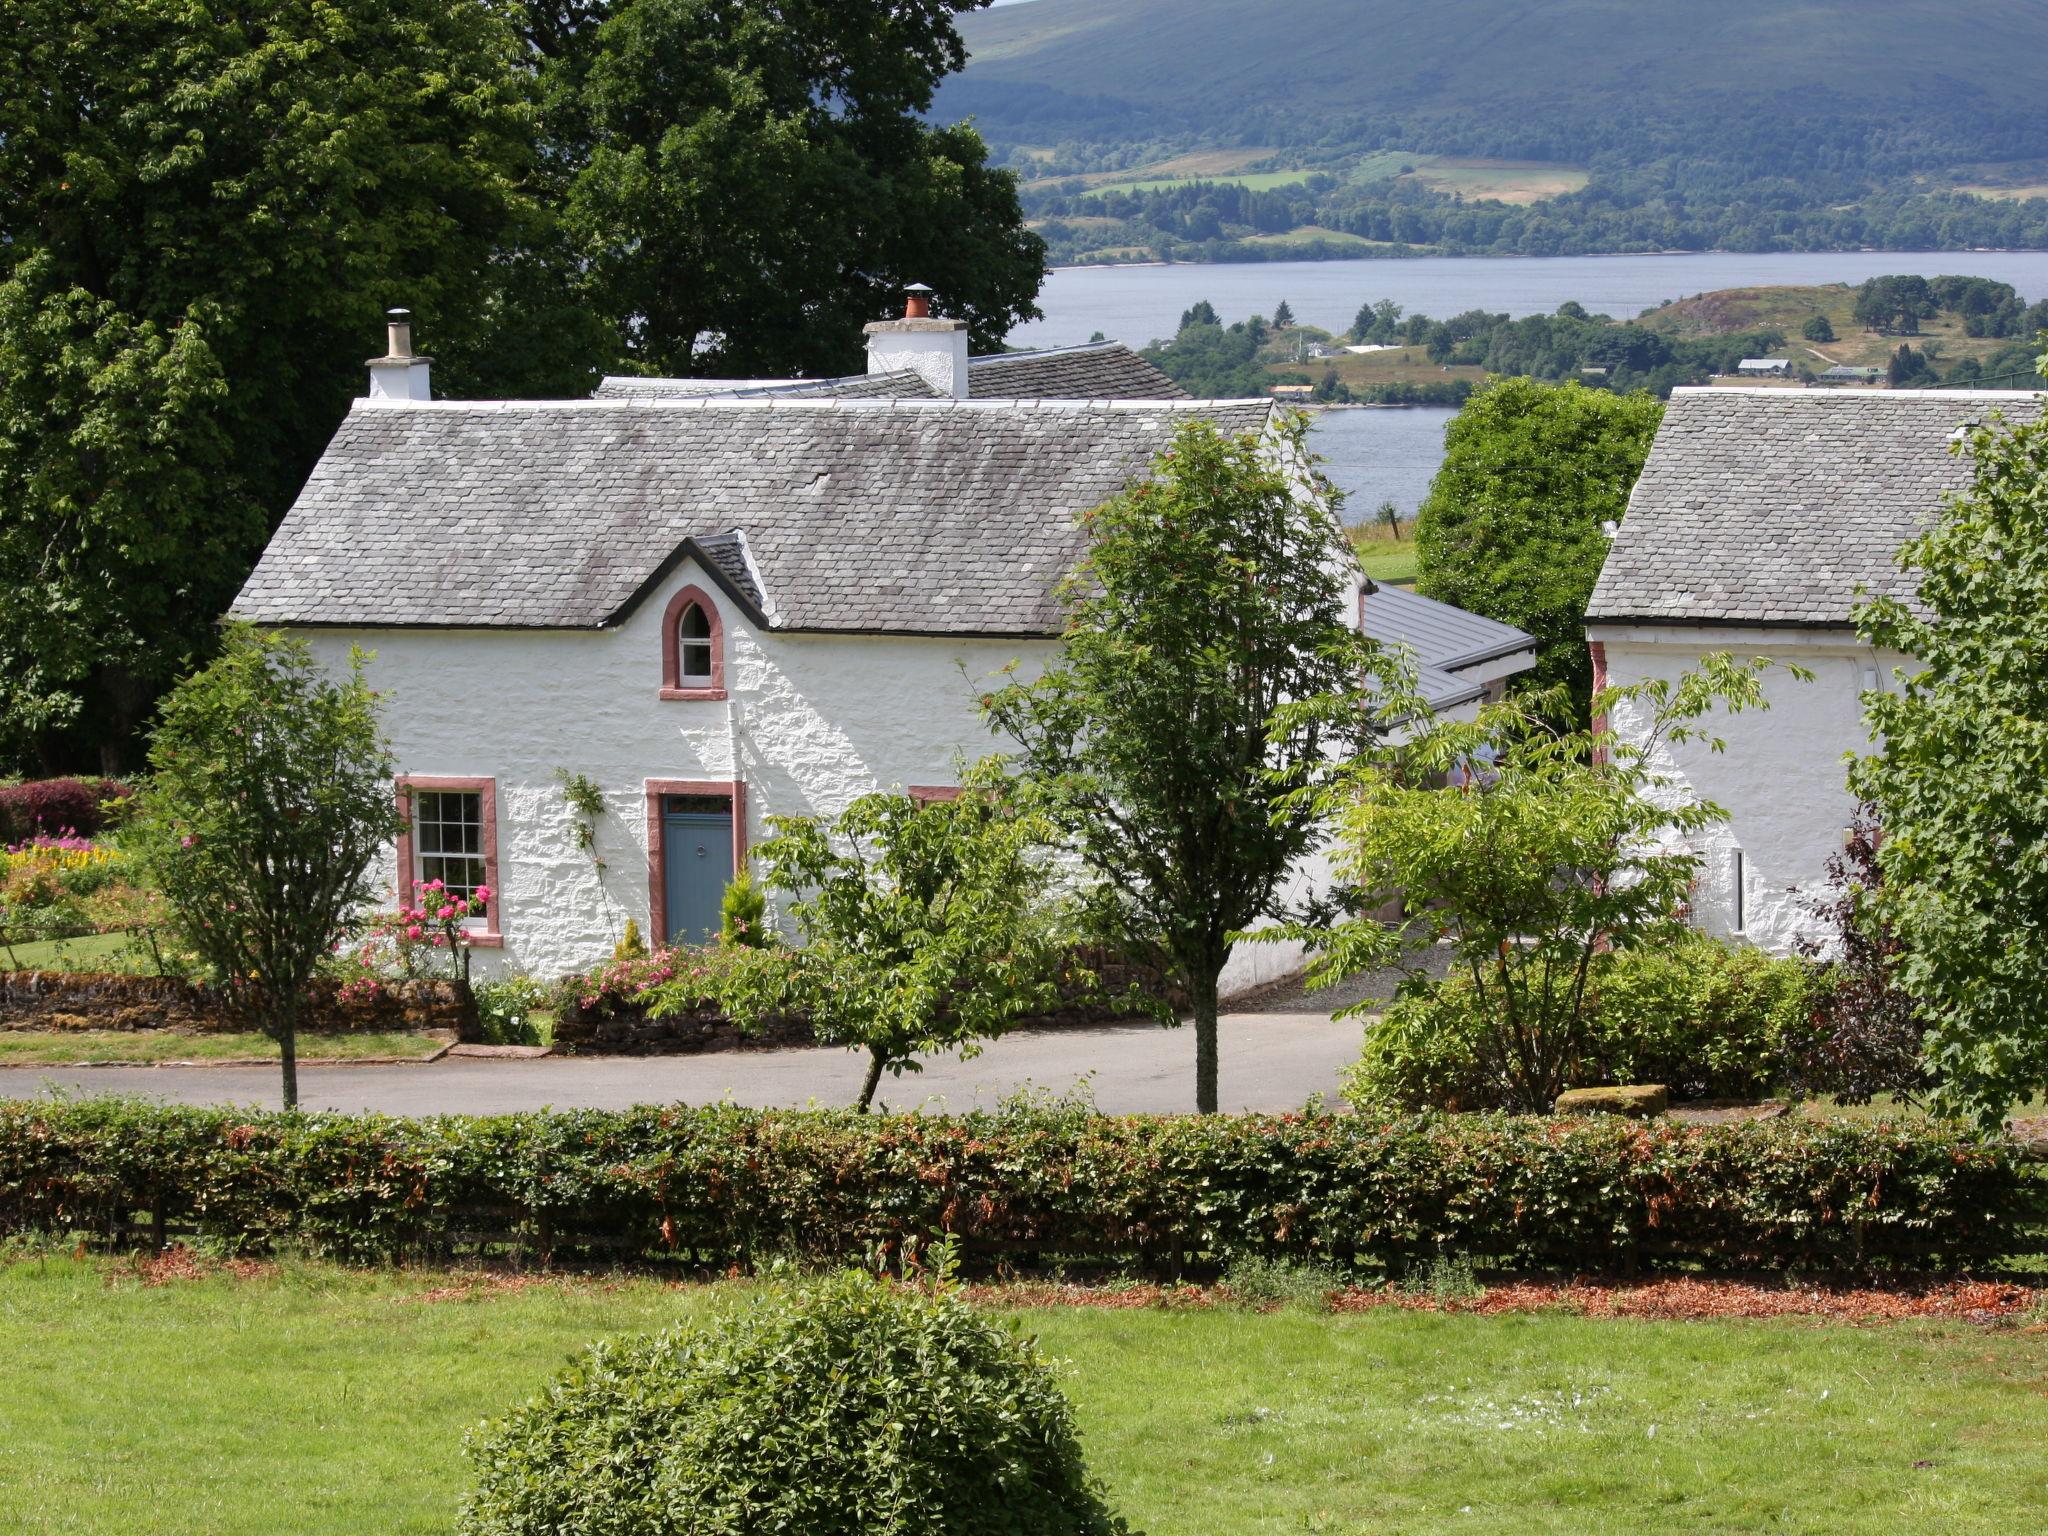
[{"xmin": 1, "ymin": 1099, "xmax": 2039, "ymax": 1275}]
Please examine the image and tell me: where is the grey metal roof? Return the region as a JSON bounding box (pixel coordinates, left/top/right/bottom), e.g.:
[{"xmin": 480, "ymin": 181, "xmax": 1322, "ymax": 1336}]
[
  {"xmin": 590, "ymin": 342, "xmax": 1184, "ymax": 404},
  {"xmin": 231, "ymin": 398, "xmax": 1275, "ymax": 635},
  {"xmin": 1362, "ymin": 580, "xmax": 1535, "ymax": 710},
  {"xmin": 1586, "ymin": 388, "xmax": 2043, "ymax": 628}
]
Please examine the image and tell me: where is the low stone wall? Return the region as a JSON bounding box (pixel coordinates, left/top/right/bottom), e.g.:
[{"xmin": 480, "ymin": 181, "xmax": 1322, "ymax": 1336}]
[
  {"xmin": 554, "ymin": 953, "xmax": 1183, "ymax": 1055},
  {"xmin": 0, "ymin": 971, "xmax": 468, "ymax": 1036}
]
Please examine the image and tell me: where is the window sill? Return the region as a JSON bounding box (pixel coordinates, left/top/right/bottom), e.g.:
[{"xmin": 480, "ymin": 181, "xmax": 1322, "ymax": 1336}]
[
  {"xmin": 659, "ymin": 687, "xmax": 727, "ymax": 702},
  {"xmin": 460, "ymin": 932, "xmax": 505, "ymax": 949}
]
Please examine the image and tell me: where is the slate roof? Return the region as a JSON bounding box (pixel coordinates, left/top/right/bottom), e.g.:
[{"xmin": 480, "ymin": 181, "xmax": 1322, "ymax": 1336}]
[
  {"xmin": 1586, "ymin": 388, "xmax": 2044, "ymax": 628},
  {"xmin": 589, "ymin": 342, "xmax": 1185, "ymax": 403},
  {"xmin": 968, "ymin": 343, "xmax": 1187, "ymax": 400},
  {"xmin": 1362, "ymin": 581, "xmax": 1535, "ymax": 710},
  {"xmin": 231, "ymin": 398, "xmax": 1275, "ymax": 635}
]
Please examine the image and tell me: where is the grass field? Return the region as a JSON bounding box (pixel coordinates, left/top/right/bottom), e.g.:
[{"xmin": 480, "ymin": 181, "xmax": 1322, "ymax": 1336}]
[
  {"xmin": 0, "ymin": 930, "xmax": 149, "ymax": 973},
  {"xmin": 1020, "ymin": 147, "xmax": 1282, "ymax": 193},
  {"xmin": 2, "ymin": 1254, "xmax": 2044, "ymax": 1535},
  {"xmin": 1106, "ymin": 169, "xmax": 1319, "ymax": 196},
  {"xmin": 0, "ymin": 1029, "xmax": 446, "ymax": 1066},
  {"xmin": 1279, "ymin": 344, "xmax": 1486, "ymax": 392},
  {"xmin": 1351, "ymin": 527, "xmax": 1421, "ymax": 585},
  {"xmin": 1349, "ymin": 151, "xmax": 1588, "ymax": 205},
  {"xmin": 1636, "ymin": 283, "xmax": 2026, "ymax": 378}
]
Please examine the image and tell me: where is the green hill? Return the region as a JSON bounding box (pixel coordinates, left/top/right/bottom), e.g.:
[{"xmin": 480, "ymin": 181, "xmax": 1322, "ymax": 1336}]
[{"xmin": 941, "ymin": 0, "xmax": 2048, "ymax": 260}]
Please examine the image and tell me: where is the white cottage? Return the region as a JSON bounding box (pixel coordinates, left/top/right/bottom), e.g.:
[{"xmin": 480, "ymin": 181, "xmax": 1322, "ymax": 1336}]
[
  {"xmin": 231, "ymin": 310, "xmax": 1532, "ymax": 988},
  {"xmin": 1584, "ymin": 386, "xmax": 2042, "ymax": 953}
]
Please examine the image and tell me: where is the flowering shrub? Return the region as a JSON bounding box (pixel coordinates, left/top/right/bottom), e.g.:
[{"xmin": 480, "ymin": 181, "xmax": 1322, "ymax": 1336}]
[
  {"xmin": 553, "ymin": 942, "xmax": 733, "ymax": 1017},
  {"xmin": 336, "ymin": 879, "xmax": 490, "ymax": 1002},
  {"xmin": 0, "ymin": 832, "xmax": 152, "ymax": 947}
]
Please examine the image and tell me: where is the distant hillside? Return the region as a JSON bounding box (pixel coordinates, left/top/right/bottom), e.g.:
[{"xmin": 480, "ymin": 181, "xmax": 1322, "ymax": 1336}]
[{"xmin": 941, "ymin": 0, "xmax": 2048, "ymax": 261}]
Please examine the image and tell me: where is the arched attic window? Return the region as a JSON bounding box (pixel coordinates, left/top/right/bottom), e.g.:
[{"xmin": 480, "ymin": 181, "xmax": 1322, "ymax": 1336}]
[{"xmin": 660, "ymin": 585, "xmax": 726, "ymax": 700}]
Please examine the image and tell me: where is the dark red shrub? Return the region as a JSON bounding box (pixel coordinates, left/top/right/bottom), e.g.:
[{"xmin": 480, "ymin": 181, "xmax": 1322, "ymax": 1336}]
[
  {"xmin": 1788, "ymin": 807, "xmax": 1930, "ymax": 1103},
  {"xmin": 0, "ymin": 778, "xmax": 132, "ymax": 843}
]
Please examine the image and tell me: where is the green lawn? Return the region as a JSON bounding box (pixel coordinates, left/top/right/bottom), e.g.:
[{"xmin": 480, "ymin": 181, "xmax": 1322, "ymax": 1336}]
[
  {"xmin": 2, "ymin": 1256, "xmax": 2043, "ymax": 1535},
  {"xmin": 0, "ymin": 1030, "xmax": 447, "ymax": 1066},
  {"xmin": 0, "ymin": 930, "xmax": 150, "ymax": 973},
  {"xmin": 1353, "ymin": 533, "xmax": 1420, "ymax": 586}
]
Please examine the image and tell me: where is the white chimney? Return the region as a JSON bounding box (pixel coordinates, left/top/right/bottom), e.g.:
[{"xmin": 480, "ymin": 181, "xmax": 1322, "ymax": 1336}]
[
  {"xmin": 365, "ymin": 308, "xmax": 433, "ymax": 402},
  {"xmin": 862, "ymin": 284, "xmax": 969, "ymax": 399}
]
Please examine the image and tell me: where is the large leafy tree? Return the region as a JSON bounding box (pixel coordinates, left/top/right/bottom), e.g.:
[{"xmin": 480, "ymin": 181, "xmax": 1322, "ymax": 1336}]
[
  {"xmin": 1415, "ymin": 377, "xmax": 1664, "ymax": 718},
  {"xmin": 985, "ymin": 416, "xmax": 1378, "ymax": 1114},
  {"xmin": 0, "ymin": 262, "xmax": 261, "ymax": 770},
  {"xmin": 532, "ymin": 0, "xmax": 1045, "ymax": 376},
  {"xmin": 0, "ymin": 0, "xmax": 570, "ymax": 769},
  {"xmin": 1849, "ymin": 384, "xmax": 2048, "ymax": 1127},
  {"xmin": 133, "ymin": 628, "xmax": 399, "ymax": 1109}
]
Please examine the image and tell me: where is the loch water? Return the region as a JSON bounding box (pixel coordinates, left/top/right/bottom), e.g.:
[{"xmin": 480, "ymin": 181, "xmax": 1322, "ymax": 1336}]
[{"xmin": 1017, "ymin": 249, "xmax": 2048, "ymax": 520}]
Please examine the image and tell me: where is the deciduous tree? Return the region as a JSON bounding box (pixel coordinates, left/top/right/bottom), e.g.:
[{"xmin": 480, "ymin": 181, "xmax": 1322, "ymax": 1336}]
[
  {"xmin": 542, "ymin": 0, "xmax": 1045, "ymax": 377},
  {"xmin": 1850, "ymin": 382, "xmax": 2048, "ymax": 1126},
  {"xmin": 985, "ymin": 416, "xmax": 1380, "ymax": 1113},
  {"xmin": 133, "ymin": 628, "xmax": 398, "ymax": 1108},
  {"xmin": 1415, "ymin": 377, "xmax": 1664, "ymax": 719},
  {"xmin": 0, "ymin": 0, "xmax": 568, "ymax": 769},
  {"xmin": 1277, "ymin": 659, "xmax": 1792, "ymax": 1112},
  {"xmin": 678, "ymin": 760, "xmax": 1073, "ymax": 1111}
]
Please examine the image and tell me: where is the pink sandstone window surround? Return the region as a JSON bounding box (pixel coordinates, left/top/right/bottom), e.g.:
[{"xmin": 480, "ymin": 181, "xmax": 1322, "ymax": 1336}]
[
  {"xmin": 395, "ymin": 774, "xmax": 503, "ymax": 946},
  {"xmin": 905, "ymin": 785, "xmax": 961, "ymax": 806},
  {"xmin": 644, "ymin": 778, "xmax": 748, "ymax": 944},
  {"xmin": 660, "ymin": 585, "xmax": 726, "ymax": 701}
]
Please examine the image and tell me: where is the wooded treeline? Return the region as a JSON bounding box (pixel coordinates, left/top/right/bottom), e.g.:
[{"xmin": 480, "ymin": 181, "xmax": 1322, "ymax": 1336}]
[{"xmin": 0, "ymin": 0, "xmax": 1040, "ymax": 775}]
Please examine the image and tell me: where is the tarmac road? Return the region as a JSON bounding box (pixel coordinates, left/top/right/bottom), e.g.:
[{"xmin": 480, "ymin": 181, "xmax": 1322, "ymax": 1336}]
[{"xmin": 6, "ymin": 1010, "xmax": 1364, "ymax": 1117}]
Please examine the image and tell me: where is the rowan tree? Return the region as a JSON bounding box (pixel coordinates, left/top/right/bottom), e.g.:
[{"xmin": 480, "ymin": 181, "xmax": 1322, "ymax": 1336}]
[
  {"xmin": 985, "ymin": 415, "xmax": 1380, "ymax": 1113},
  {"xmin": 133, "ymin": 628, "xmax": 398, "ymax": 1108}
]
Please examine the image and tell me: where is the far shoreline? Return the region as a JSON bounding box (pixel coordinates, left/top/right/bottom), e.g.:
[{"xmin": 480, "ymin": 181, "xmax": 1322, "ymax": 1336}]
[{"xmin": 1044, "ymin": 245, "xmax": 2048, "ymax": 273}]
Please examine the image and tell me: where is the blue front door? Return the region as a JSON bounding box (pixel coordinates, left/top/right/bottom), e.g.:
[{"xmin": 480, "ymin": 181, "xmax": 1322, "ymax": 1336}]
[{"xmin": 661, "ymin": 797, "xmax": 733, "ymax": 946}]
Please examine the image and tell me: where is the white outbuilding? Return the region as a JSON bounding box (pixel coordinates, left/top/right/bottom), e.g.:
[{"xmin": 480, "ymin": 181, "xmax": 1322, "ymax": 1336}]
[{"xmin": 1584, "ymin": 386, "xmax": 2042, "ymax": 953}]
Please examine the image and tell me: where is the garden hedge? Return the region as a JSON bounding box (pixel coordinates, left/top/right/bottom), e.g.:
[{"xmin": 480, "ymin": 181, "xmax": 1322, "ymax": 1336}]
[{"xmin": 1, "ymin": 1099, "xmax": 2039, "ymax": 1275}]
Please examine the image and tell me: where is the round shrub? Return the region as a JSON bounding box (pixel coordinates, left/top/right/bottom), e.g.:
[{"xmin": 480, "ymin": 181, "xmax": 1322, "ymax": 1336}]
[
  {"xmin": 1343, "ymin": 933, "xmax": 1823, "ymax": 1111},
  {"xmin": 459, "ymin": 1271, "xmax": 1131, "ymax": 1536},
  {"xmin": 0, "ymin": 777, "xmax": 130, "ymax": 843}
]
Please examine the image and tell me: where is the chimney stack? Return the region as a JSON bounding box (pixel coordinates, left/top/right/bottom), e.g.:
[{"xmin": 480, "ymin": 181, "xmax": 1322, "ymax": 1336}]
[
  {"xmin": 863, "ymin": 283, "xmax": 969, "ymax": 399},
  {"xmin": 365, "ymin": 308, "xmax": 433, "ymax": 403}
]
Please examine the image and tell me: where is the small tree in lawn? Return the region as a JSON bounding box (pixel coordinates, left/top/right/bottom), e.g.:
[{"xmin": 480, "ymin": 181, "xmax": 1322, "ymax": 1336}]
[
  {"xmin": 670, "ymin": 759, "xmax": 1073, "ymax": 1111},
  {"xmin": 1272, "ymin": 657, "xmax": 1792, "ymax": 1112},
  {"xmin": 1849, "ymin": 382, "xmax": 2048, "ymax": 1126},
  {"xmin": 134, "ymin": 626, "xmax": 397, "ymax": 1108},
  {"xmin": 984, "ymin": 414, "xmax": 1381, "ymax": 1113}
]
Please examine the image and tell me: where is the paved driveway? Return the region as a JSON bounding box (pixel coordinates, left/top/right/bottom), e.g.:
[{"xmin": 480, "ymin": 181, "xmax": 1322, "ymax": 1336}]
[{"xmin": 4, "ymin": 1011, "xmax": 1364, "ymax": 1117}]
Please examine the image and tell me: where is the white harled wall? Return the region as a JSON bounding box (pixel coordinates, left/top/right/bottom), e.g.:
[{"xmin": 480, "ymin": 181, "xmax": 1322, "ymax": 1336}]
[
  {"xmin": 302, "ymin": 559, "xmax": 1324, "ymax": 995},
  {"xmin": 1591, "ymin": 623, "xmax": 1910, "ymax": 955}
]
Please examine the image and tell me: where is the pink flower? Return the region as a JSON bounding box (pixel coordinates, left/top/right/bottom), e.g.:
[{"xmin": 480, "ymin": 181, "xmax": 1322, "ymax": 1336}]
[
  {"xmin": 473, "ymin": 885, "xmax": 491, "ymax": 902},
  {"xmin": 428, "ymin": 879, "xmax": 445, "ymax": 891},
  {"xmin": 405, "ymin": 924, "xmax": 423, "ymax": 940},
  {"xmin": 438, "ymin": 904, "xmax": 458, "ymax": 920}
]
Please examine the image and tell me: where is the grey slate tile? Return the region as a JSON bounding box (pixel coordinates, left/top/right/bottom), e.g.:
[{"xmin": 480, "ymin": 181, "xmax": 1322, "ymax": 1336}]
[
  {"xmin": 231, "ymin": 399, "xmax": 1274, "ymax": 635},
  {"xmin": 1587, "ymin": 387, "xmax": 2043, "ymax": 627}
]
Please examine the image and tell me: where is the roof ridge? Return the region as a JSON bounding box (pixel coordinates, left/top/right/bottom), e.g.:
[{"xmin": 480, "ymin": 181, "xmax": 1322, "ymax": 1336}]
[
  {"xmin": 1674, "ymin": 385, "xmax": 2043, "ymax": 400},
  {"xmin": 352, "ymin": 396, "xmax": 1265, "ymax": 414}
]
